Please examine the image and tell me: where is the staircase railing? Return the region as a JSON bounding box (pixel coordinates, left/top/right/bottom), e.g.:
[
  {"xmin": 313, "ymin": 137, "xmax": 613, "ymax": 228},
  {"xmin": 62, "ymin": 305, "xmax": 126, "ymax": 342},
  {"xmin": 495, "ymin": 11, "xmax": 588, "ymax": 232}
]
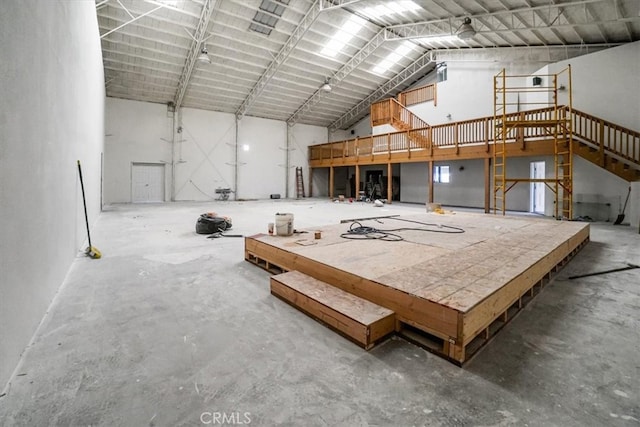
[
  {"xmin": 371, "ymin": 98, "xmax": 430, "ymax": 130},
  {"xmin": 572, "ymin": 109, "xmax": 640, "ymax": 164},
  {"xmin": 398, "ymin": 83, "xmax": 437, "ymax": 107},
  {"xmin": 312, "ymin": 106, "xmax": 640, "ymax": 175}
]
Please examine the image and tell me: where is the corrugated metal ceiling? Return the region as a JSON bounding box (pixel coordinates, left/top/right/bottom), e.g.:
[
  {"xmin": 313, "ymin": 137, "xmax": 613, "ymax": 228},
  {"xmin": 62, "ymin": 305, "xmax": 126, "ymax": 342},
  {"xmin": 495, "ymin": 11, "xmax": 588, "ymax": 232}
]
[{"xmin": 96, "ymin": 0, "xmax": 640, "ymax": 129}]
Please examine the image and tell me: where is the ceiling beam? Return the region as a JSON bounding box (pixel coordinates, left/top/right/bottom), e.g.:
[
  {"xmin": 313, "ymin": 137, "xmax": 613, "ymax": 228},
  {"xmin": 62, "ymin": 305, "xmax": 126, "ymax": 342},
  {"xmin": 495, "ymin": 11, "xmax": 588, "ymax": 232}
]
[
  {"xmin": 235, "ymin": 0, "xmax": 323, "ymax": 119},
  {"xmin": 174, "ymin": 0, "xmax": 218, "ymax": 109},
  {"xmin": 287, "ymin": 28, "xmax": 390, "ymax": 125},
  {"xmin": 383, "ymin": 0, "xmax": 611, "ymax": 41},
  {"xmin": 100, "ymin": 5, "xmax": 164, "ymax": 39}
]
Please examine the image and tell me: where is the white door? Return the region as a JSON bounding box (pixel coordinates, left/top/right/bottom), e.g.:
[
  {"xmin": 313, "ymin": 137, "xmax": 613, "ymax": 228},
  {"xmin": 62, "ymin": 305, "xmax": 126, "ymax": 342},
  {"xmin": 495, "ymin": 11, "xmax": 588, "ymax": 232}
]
[
  {"xmin": 530, "ymin": 161, "xmax": 545, "ymax": 214},
  {"xmin": 132, "ymin": 163, "xmax": 165, "ymax": 203}
]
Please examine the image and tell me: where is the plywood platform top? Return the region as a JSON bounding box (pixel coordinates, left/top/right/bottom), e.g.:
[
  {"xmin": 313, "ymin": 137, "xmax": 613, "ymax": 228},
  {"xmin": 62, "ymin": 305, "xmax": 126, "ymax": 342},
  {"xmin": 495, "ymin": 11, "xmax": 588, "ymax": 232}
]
[{"xmin": 250, "ymin": 212, "xmax": 589, "ymax": 313}]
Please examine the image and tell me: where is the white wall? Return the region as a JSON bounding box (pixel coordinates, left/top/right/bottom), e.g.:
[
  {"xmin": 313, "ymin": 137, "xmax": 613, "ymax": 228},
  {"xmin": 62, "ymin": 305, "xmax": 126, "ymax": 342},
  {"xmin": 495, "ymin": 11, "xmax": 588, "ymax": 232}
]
[
  {"xmin": 400, "ymin": 163, "xmax": 428, "ymax": 203},
  {"xmin": 409, "ymin": 61, "xmax": 535, "ymax": 125},
  {"xmin": 288, "ymin": 124, "xmax": 327, "ymax": 198},
  {"xmin": 432, "ymin": 159, "xmax": 487, "ymax": 208},
  {"xmin": 348, "ymin": 116, "xmax": 373, "ymax": 138},
  {"xmin": 573, "ymin": 156, "xmax": 629, "ymax": 222},
  {"xmin": 104, "ymin": 99, "xmax": 173, "ymax": 203},
  {"xmin": 0, "ymin": 1, "xmax": 105, "ymax": 388},
  {"xmin": 545, "ymin": 42, "xmax": 640, "ymax": 226},
  {"xmin": 372, "ymin": 124, "xmax": 396, "ymax": 136},
  {"xmin": 547, "ymin": 41, "xmax": 640, "ymax": 130},
  {"xmin": 312, "ymin": 168, "xmax": 329, "ymax": 197},
  {"xmin": 105, "ymin": 100, "xmax": 328, "ymax": 202},
  {"xmin": 237, "ymin": 116, "xmax": 286, "ymax": 199},
  {"xmin": 342, "ymin": 44, "xmax": 639, "ymax": 224},
  {"xmin": 176, "ymin": 108, "xmax": 235, "ymax": 201}
]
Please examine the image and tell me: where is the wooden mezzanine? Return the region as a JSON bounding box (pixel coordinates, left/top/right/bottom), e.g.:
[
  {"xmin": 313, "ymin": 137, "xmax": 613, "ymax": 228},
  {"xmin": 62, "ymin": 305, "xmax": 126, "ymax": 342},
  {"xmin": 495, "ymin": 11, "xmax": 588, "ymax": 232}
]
[{"xmin": 308, "ymin": 105, "xmax": 640, "ymax": 209}]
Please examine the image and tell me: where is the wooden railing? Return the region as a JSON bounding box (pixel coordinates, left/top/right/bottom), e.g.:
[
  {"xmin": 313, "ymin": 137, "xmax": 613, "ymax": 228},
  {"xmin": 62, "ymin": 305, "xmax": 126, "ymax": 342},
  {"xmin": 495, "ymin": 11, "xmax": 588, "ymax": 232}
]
[
  {"xmin": 371, "ymin": 98, "xmax": 430, "ymax": 130},
  {"xmin": 312, "ymin": 106, "xmax": 639, "ymax": 171},
  {"xmin": 398, "ymin": 83, "xmax": 437, "ymax": 107},
  {"xmin": 572, "ymin": 109, "xmax": 640, "ymax": 164}
]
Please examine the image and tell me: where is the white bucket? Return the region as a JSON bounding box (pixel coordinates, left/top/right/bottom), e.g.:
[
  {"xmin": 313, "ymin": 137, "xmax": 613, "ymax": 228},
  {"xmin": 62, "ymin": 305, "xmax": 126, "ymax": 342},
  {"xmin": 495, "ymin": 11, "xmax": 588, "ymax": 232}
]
[{"xmin": 275, "ymin": 213, "xmax": 294, "ymax": 236}]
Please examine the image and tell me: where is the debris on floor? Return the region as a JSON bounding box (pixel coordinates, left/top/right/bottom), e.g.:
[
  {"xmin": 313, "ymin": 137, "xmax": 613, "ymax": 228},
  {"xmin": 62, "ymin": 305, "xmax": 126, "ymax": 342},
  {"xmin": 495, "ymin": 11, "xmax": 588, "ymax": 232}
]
[{"xmin": 195, "ymin": 212, "xmax": 232, "ymax": 234}]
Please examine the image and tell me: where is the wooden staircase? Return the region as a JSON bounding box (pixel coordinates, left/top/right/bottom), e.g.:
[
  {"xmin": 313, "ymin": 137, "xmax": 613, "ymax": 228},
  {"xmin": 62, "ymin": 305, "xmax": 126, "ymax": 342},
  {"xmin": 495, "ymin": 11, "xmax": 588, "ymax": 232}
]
[
  {"xmin": 571, "ymin": 108, "xmax": 640, "ymax": 182},
  {"xmin": 372, "ymin": 98, "xmax": 431, "ymax": 151}
]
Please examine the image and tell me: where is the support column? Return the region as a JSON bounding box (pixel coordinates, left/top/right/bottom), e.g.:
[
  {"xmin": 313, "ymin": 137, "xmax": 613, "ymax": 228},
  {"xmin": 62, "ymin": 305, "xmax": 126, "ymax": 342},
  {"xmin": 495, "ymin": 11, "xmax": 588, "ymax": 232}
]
[
  {"xmin": 387, "ymin": 162, "xmax": 392, "ymax": 204},
  {"xmin": 308, "ymin": 167, "xmax": 313, "ymax": 197},
  {"xmin": 428, "ymin": 161, "xmax": 434, "ymax": 203},
  {"xmin": 484, "ymin": 157, "xmax": 491, "ymax": 213},
  {"xmin": 234, "ymin": 115, "xmax": 239, "ymax": 201},
  {"xmin": 355, "ymin": 163, "xmax": 360, "ymax": 200},
  {"xmin": 329, "ymin": 166, "xmax": 334, "ymax": 199}
]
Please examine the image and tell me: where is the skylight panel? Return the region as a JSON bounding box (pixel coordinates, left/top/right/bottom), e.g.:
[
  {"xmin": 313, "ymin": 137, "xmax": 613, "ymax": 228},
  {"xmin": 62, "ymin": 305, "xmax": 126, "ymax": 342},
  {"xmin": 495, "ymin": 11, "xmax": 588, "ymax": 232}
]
[
  {"xmin": 364, "ymin": 1, "xmax": 420, "ymax": 18},
  {"xmin": 396, "ymin": 1, "xmax": 421, "ymax": 12},
  {"xmin": 250, "ymin": 0, "xmax": 288, "ymax": 36},
  {"xmin": 320, "ymin": 15, "xmax": 365, "ymax": 58},
  {"xmin": 372, "ymin": 41, "xmax": 415, "ymax": 75}
]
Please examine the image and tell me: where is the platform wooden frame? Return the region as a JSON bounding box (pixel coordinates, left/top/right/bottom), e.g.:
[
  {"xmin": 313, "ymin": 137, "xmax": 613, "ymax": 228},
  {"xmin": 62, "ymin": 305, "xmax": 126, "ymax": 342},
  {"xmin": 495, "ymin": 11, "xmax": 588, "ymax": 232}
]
[{"xmin": 245, "ymin": 215, "xmax": 589, "ymax": 365}]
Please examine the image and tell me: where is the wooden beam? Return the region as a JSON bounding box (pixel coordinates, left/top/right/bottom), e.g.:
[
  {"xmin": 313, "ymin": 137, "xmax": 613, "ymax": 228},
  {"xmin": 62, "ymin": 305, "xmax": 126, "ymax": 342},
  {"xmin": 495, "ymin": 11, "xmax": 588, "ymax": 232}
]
[
  {"xmin": 355, "ymin": 163, "xmax": 360, "ymax": 199},
  {"xmin": 484, "ymin": 157, "xmax": 490, "ymax": 213},
  {"xmin": 428, "ymin": 160, "xmax": 434, "ymax": 203},
  {"xmin": 329, "ymin": 166, "xmax": 334, "ymax": 199},
  {"xmin": 387, "ymin": 162, "xmax": 392, "ymax": 204}
]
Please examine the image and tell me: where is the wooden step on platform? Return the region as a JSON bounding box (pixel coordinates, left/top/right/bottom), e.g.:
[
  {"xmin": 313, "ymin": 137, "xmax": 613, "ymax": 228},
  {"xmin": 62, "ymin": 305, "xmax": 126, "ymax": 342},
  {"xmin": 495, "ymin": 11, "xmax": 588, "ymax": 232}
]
[{"xmin": 271, "ymin": 271, "xmax": 395, "ymax": 349}]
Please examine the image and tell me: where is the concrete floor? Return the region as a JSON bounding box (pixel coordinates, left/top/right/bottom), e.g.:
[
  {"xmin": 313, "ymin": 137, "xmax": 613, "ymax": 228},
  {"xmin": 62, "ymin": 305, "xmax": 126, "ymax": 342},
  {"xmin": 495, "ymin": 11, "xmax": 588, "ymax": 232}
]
[{"xmin": 0, "ymin": 199, "xmax": 638, "ymax": 426}]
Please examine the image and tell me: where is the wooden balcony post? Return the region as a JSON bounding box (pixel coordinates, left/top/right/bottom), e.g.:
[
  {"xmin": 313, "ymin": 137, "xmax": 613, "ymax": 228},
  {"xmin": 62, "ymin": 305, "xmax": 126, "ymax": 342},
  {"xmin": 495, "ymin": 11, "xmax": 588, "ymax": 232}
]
[
  {"xmin": 355, "ymin": 163, "xmax": 360, "ymax": 199},
  {"xmin": 454, "ymin": 124, "xmax": 459, "ymax": 155},
  {"xmin": 428, "ymin": 127, "xmax": 433, "ymax": 157},
  {"xmin": 518, "ymin": 112, "xmax": 525, "ymax": 149},
  {"xmin": 387, "ymin": 162, "xmax": 392, "ymax": 204},
  {"xmin": 484, "ymin": 118, "xmax": 489, "ymax": 152},
  {"xmin": 599, "ymin": 119, "xmax": 605, "ymax": 167},
  {"xmin": 428, "ymin": 161, "xmax": 434, "ymax": 203},
  {"xmin": 329, "ymin": 166, "xmax": 334, "ymax": 199},
  {"xmin": 388, "ymin": 134, "xmax": 391, "ymax": 159},
  {"xmin": 355, "ymin": 137, "xmax": 359, "ymax": 160},
  {"xmin": 484, "ymin": 157, "xmax": 490, "ymax": 213}
]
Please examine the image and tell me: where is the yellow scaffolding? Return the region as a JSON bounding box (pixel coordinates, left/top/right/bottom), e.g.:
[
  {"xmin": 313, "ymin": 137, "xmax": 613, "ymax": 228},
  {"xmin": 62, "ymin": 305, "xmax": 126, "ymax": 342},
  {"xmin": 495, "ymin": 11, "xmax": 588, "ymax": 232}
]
[{"xmin": 493, "ymin": 65, "xmax": 573, "ymax": 219}]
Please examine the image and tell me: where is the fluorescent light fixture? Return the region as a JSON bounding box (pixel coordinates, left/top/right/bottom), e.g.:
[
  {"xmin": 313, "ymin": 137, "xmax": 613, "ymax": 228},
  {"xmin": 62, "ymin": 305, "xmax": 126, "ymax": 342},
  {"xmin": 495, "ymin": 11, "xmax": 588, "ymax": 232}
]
[
  {"xmin": 242, "ymin": 144, "xmax": 250, "ymax": 151},
  {"xmin": 320, "ymin": 15, "xmax": 365, "ymax": 58},
  {"xmin": 372, "ymin": 41, "xmax": 415, "ymax": 75},
  {"xmin": 156, "ymin": 0, "xmax": 178, "ymax": 5}
]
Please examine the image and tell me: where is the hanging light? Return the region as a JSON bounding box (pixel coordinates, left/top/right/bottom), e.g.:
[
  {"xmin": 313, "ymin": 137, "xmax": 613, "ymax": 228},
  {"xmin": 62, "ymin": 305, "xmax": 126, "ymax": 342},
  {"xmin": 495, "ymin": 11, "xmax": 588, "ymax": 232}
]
[
  {"xmin": 457, "ymin": 17, "xmax": 476, "ymax": 40},
  {"xmin": 197, "ymin": 44, "xmax": 211, "ymax": 64},
  {"xmin": 321, "ymin": 79, "xmax": 332, "ymax": 92}
]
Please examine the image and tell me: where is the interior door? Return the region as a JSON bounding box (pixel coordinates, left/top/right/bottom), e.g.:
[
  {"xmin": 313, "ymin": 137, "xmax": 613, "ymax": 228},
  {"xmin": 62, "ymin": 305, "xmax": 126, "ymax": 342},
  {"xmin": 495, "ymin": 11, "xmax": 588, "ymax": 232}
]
[
  {"xmin": 132, "ymin": 163, "xmax": 165, "ymax": 203},
  {"xmin": 530, "ymin": 161, "xmax": 545, "ymax": 214}
]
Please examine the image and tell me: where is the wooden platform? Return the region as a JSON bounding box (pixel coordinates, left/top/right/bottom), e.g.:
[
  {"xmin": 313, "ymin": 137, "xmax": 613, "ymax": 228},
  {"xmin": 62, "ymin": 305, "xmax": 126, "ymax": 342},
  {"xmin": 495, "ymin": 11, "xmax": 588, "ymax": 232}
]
[
  {"xmin": 271, "ymin": 271, "xmax": 395, "ymax": 349},
  {"xmin": 246, "ymin": 212, "xmax": 589, "ymax": 364}
]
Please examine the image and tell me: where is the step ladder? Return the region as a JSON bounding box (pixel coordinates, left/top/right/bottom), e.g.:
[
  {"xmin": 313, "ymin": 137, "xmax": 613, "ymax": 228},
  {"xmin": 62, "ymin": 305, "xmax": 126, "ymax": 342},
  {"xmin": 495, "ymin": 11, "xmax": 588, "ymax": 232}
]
[{"xmin": 295, "ymin": 167, "xmax": 305, "ymax": 199}]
